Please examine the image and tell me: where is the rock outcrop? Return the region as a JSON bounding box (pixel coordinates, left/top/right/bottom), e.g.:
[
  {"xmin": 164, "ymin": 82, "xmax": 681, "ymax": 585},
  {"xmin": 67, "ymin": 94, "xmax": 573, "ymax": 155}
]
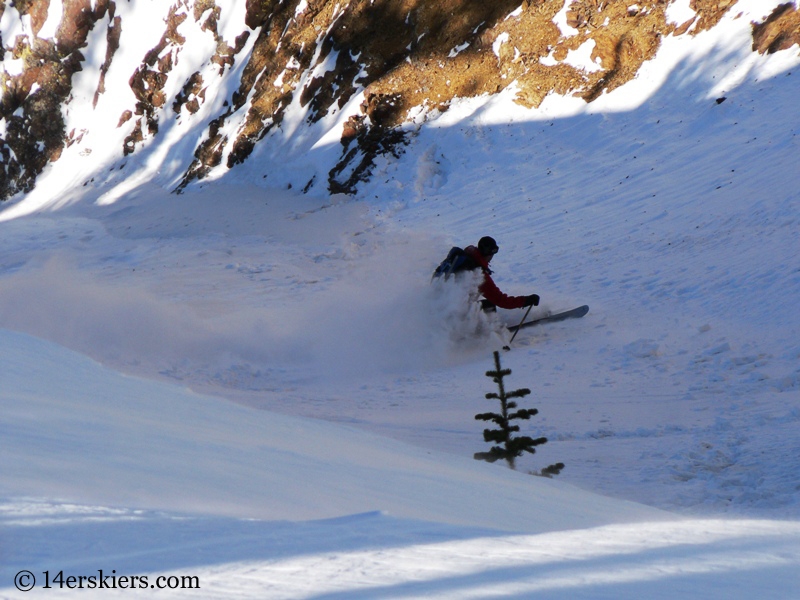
[{"xmin": 1, "ymin": 0, "xmax": 798, "ymax": 200}]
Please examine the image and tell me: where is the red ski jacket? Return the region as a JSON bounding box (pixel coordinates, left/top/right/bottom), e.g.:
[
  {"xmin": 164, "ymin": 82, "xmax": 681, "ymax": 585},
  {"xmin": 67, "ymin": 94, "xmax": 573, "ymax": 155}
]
[{"xmin": 463, "ymin": 246, "xmax": 528, "ymax": 310}]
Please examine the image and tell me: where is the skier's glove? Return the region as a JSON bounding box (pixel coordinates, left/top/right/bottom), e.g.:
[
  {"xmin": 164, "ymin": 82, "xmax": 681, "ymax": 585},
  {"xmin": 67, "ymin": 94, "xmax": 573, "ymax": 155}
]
[{"xmin": 523, "ymin": 294, "xmax": 540, "ymax": 307}]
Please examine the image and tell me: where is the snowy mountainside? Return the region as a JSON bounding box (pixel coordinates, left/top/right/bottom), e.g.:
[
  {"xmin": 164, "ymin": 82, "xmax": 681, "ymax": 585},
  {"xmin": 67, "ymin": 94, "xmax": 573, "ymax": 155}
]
[
  {"xmin": 0, "ymin": 0, "xmax": 797, "ymax": 515},
  {"xmin": 0, "ymin": 0, "xmax": 799, "ymax": 205},
  {"xmin": 1, "ymin": 1, "xmax": 800, "ymax": 597},
  {"xmin": 1, "ymin": 328, "xmax": 668, "ymax": 530},
  {"xmin": 5, "ymin": 316, "xmax": 800, "ymax": 600},
  {"xmin": 0, "ymin": 0, "xmax": 798, "ymax": 515}
]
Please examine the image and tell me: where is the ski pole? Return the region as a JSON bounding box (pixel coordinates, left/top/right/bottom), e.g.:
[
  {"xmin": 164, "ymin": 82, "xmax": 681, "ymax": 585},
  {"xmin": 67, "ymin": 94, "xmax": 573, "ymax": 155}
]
[{"xmin": 508, "ymin": 303, "xmax": 534, "ymax": 345}]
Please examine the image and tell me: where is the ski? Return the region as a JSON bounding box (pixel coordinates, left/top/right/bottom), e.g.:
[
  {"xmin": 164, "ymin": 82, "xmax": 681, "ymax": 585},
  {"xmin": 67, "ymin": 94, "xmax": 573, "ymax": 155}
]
[{"xmin": 507, "ymin": 305, "xmax": 589, "ymax": 332}]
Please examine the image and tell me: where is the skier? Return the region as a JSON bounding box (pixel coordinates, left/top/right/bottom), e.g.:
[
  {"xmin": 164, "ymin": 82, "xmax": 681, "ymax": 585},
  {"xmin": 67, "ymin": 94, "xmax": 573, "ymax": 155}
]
[{"xmin": 434, "ymin": 236, "xmax": 540, "ymax": 312}]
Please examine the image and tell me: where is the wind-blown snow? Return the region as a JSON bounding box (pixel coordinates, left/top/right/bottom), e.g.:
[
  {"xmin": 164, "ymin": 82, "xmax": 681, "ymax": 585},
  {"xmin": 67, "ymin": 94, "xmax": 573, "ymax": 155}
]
[{"xmin": 1, "ymin": 1, "xmax": 800, "ymax": 597}]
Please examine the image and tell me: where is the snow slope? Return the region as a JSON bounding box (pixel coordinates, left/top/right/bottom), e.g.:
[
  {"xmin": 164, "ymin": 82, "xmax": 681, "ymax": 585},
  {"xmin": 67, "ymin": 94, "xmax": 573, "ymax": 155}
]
[
  {"xmin": 3, "ymin": 328, "xmax": 662, "ymax": 530},
  {"xmin": 3, "ymin": 327, "xmax": 800, "ymax": 599},
  {"xmin": 2, "ymin": 1, "xmax": 800, "ymax": 598}
]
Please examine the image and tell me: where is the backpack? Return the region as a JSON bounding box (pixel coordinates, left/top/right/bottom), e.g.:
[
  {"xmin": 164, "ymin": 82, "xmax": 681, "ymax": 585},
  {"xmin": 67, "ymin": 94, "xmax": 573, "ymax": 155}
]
[{"xmin": 432, "ymin": 246, "xmax": 472, "ymax": 280}]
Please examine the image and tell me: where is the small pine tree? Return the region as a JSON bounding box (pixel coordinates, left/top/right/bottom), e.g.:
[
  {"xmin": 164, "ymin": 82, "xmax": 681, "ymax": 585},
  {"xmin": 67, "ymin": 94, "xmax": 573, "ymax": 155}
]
[{"xmin": 474, "ymin": 351, "xmax": 562, "ymax": 476}]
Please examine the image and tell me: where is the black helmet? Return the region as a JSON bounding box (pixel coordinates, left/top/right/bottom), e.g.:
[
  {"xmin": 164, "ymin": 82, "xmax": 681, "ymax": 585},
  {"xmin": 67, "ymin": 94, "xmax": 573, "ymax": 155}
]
[{"xmin": 478, "ymin": 236, "xmax": 499, "ymax": 257}]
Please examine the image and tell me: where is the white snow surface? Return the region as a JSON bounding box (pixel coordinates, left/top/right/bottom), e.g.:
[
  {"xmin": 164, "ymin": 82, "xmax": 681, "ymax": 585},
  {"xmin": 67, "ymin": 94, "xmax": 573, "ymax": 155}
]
[{"xmin": 2, "ymin": 2, "xmax": 800, "ymax": 597}]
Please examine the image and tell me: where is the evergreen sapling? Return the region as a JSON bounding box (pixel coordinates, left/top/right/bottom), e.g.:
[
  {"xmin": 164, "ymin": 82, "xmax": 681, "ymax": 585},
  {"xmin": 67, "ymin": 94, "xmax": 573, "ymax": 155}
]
[{"xmin": 474, "ymin": 351, "xmax": 564, "ymax": 476}]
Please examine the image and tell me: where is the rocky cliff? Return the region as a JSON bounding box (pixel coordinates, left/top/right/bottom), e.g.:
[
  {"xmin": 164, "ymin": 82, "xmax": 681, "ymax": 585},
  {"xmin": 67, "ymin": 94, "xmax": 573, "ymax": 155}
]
[{"xmin": 1, "ymin": 0, "xmax": 798, "ymax": 201}]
